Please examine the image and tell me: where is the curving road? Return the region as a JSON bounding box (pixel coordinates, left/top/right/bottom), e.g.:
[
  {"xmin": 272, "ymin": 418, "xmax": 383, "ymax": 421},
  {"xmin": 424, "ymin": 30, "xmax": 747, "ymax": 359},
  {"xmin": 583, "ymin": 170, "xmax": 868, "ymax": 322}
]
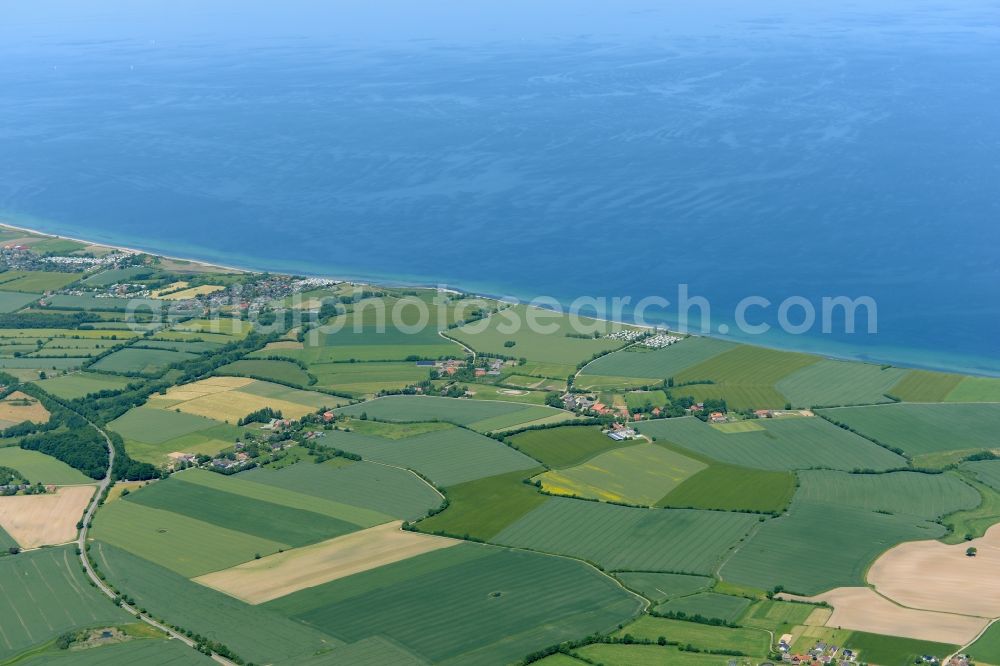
[{"xmin": 75, "ymin": 417, "xmax": 237, "ymax": 666}]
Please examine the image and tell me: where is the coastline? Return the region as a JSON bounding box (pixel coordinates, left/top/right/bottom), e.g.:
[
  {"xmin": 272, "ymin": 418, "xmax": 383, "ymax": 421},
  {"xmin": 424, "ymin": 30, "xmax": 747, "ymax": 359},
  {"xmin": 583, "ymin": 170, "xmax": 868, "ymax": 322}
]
[{"xmin": 2, "ymin": 219, "xmax": 997, "ymax": 378}]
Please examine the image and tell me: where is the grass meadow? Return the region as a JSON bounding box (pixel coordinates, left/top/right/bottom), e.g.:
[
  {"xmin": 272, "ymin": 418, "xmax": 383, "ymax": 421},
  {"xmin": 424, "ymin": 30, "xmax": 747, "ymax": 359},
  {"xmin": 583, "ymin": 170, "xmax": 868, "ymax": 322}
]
[
  {"xmin": 578, "ymin": 336, "xmax": 736, "ymax": 382},
  {"xmin": 613, "ymin": 572, "xmax": 713, "ymax": 603},
  {"xmin": 613, "ymin": 615, "xmax": 770, "ymax": 656},
  {"xmin": 0, "ymin": 447, "xmax": 92, "ymax": 484},
  {"xmin": 655, "ymin": 591, "xmax": 751, "ymax": 623},
  {"xmin": 336, "ymin": 395, "xmax": 572, "ymax": 432},
  {"xmin": 91, "ymin": 347, "xmax": 198, "ymax": 375}
]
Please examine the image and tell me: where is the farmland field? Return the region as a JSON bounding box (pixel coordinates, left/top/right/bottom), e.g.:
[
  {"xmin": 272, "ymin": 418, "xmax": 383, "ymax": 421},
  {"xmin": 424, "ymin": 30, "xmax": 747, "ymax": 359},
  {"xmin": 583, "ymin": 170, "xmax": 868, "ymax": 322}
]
[
  {"xmin": 91, "ymin": 347, "xmax": 198, "ymax": 375},
  {"xmin": 449, "ymin": 304, "xmax": 630, "ymax": 365},
  {"xmin": 819, "ymin": 403, "xmax": 1000, "ymax": 457},
  {"xmin": 968, "ymin": 621, "xmax": 1000, "ymax": 665},
  {"xmin": 216, "ymin": 359, "xmax": 312, "ymax": 386},
  {"xmin": 638, "ymin": 416, "xmax": 906, "ymax": 471},
  {"xmin": 889, "ymin": 369, "xmax": 965, "ymax": 402},
  {"xmin": 415, "ymin": 468, "xmax": 548, "ymax": 540},
  {"xmin": 0, "ymin": 270, "xmax": 81, "ymax": 292},
  {"xmin": 92, "ymin": 499, "xmax": 288, "ymax": 577},
  {"xmin": 33, "ymin": 371, "xmax": 133, "ymax": 399},
  {"xmin": 613, "ymin": 615, "xmax": 770, "ymax": 656},
  {"xmin": 624, "ymin": 389, "xmax": 668, "ymax": 410},
  {"xmin": 613, "ymin": 572, "xmax": 713, "ymax": 602},
  {"xmin": 947, "ymin": 376, "xmax": 1000, "ymax": 402},
  {"xmin": 0, "ymin": 447, "xmax": 92, "ymax": 484},
  {"xmin": 91, "ymin": 542, "xmax": 341, "ymax": 664},
  {"xmin": 739, "ymin": 599, "xmax": 814, "ymax": 631},
  {"xmin": 507, "ymin": 425, "xmax": 630, "ymax": 468},
  {"xmin": 336, "ymin": 395, "xmax": 572, "ymax": 432},
  {"xmin": 0, "ymin": 546, "xmax": 131, "ymax": 661},
  {"xmin": 536, "ymin": 443, "xmax": 706, "ymax": 506},
  {"xmin": 108, "ymin": 406, "xmax": 223, "ymax": 443},
  {"xmin": 675, "ymin": 344, "xmax": 819, "ymax": 387},
  {"xmin": 720, "ymin": 500, "xmax": 946, "ymax": 594},
  {"xmin": 656, "ymin": 592, "xmax": 751, "ymax": 623},
  {"xmin": 657, "ymin": 461, "xmax": 796, "ymax": 513},
  {"xmin": 323, "ymin": 427, "xmax": 538, "ymax": 486},
  {"xmin": 671, "ymin": 382, "xmax": 788, "ymax": 411},
  {"xmin": 243, "ymin": 460, "xmax": 442, "ymax": 521},
  {"xmin": 264, "ymin": 543, "xmax": 643, "ymax": 665},
  {"xmin": 126, "ymin": 475, "xmax": 364, "ymax": 548},
  {"xmin": 308, "ymin": 361, "xmax": 430, "ymax": 395},
  {"xmin": 0, "ymin": 290, "xmax": 39, "ymax": 312},
  {"xmin": 846, "ymin": 630, "xmax": 959, "ymax": 666},
  {"xmin": 0, "ymin": 485, "xmax": 94, "ymax": 548},
  {"xmin": 776, "ymin": 360, "xmax": 907, "ymax": 407},
  {"xmin": 577, "ymin": 336, "xmax": 735, "ymax": 381},
  {"xmin": 494, "ymin": 498, "xmax": 758, "ymax": 573},
  {"xmin": 795, "ymin": 470, "xmax": 980, "ymax": 519}
]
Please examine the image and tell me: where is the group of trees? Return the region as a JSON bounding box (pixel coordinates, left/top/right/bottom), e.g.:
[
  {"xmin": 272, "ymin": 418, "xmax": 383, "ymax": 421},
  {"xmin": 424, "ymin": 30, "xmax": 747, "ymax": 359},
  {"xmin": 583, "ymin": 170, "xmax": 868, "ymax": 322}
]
[
  {"xmin": 20, "ymin": 429, "xmax": 108, "ymax": 480},
  {"xmin": 238, "ymin": 407, "xmax": 282, "ymax": 426}
]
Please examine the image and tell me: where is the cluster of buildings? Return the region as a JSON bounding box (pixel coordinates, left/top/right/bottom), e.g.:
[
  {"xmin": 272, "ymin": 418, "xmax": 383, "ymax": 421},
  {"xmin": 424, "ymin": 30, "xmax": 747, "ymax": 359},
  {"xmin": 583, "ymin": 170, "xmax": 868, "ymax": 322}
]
[
  {"xmin": 641, "ymin": 332, "xmax": 683, "ymax": 348},
  {"xmin": 604, "ymin": 329, "xmax": 644, "ymax": 343},
  {"xmin": 778, "ymin": 637, "xmax": 856, "ymax": 665},
  {"xmin": 1, "ymin": 242, "xmax": 135, "ymax": 272},
  {"xmin": 606, "ymin": 422, "xmax": 637, "ymax": 440}
]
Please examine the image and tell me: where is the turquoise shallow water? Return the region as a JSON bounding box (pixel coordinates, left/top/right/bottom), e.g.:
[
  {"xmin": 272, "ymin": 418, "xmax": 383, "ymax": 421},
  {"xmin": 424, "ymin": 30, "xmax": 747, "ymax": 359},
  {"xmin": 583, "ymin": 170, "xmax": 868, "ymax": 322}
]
[{"xmin": 0, "ymin": 1, "xmax": 997, "ymax": 374}]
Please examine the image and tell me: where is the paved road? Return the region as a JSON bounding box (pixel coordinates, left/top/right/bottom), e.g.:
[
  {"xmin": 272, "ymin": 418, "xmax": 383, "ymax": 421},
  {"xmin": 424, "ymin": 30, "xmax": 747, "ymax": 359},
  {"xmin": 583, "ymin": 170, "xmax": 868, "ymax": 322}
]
[{"xmin": 75, "ymin": 417, "xmax": 237, "ymax": 666}]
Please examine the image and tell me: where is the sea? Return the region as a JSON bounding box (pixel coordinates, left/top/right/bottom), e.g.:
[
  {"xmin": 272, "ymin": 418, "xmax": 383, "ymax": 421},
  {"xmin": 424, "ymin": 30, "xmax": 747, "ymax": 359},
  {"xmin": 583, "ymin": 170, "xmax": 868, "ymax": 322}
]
[{"xmin": 1, "ymin": 0, "xmax": 998, "ymax": 374}]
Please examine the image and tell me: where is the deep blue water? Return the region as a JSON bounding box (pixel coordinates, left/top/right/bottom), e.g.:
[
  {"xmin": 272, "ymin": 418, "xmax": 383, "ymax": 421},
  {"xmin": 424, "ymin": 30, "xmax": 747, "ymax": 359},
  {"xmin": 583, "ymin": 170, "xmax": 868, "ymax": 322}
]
[{"xmin": 1, "ymin": 1, "xmax": 998, "ymax": 374}]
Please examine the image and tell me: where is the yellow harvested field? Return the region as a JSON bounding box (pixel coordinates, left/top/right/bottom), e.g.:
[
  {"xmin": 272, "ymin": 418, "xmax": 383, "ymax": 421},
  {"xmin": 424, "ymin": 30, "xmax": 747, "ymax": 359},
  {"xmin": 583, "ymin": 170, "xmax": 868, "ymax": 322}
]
[
  {"xmin": 781, "ymin": 587, "xmax": 987, "ymax": 645},
  {"xmin": 868, "ymin": 523, "xmax": 1000, "ymax": 618},
  {"xmin": 150, "ymin": 281, "xmax": 190, "ymax": 298},
  {"xmin": 264, "ymin": 340, "xmax": 304, "ymax": 350},
  {"xmin": 0, "ymin": 391, "xmax": 50, "ymax": 424},
  {"xmin": 159, "ymin": 284, "xmax": 226, "ymax": 300},
  {"xmin": 104, "ymin": 481, "xmax": 147, "ymax": 503},
  {"xmin": 152, "ymin": 376, "xmax": 255, "ymax": 401},
  {"xmin": 194, "ymin": 521, "xmax": 459, "ymax": 604},
  {"xmin": 0, "ymin": 486, "xmax": 95, "ymax": 548},
  {"xmin": 176, "ymin": 391, "xmax": 318, "ymax": 423}
]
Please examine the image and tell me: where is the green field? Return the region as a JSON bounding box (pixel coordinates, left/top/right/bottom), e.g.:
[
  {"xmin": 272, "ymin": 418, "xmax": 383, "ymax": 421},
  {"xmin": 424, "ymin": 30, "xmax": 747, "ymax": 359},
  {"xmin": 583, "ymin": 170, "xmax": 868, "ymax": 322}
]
[
  {"xmin": 739, "ymin": 599, "xmax": 814, "ymax": 631},
  {"xmin": 216, "ymin": 359, "xmax": 312, "ymax": 386},
  {"xmin": 336, "ymin": 395, "xmax": 572, "ymax": 432},
  {"xmin": 675, "ymin": 344, "xmax": 819, "ymax": 387},
  {"xmin": 92, "ymin": 500, "xmax": 286, "ymax": 577},
  {"xmin": 108, "ymin": 406, "xmax": 226, "ymax": 443},
  {"xmin": 0, "ymin": 270, "xmax": 82, "ymax": 292},
  {"xmin": 947, "ymin": 376, "xmax": 1000, "ymax": 402},
  {"xmin": 672, "ymin": 382, "xmax": 789, "ymax": 411},
  {"xmin": 657, "ymin": 460, "xmax": 796, "ymax": 513},
  {"xmin": 613, "ymin": 615, "xmax": 770, "ymax": 656},
  {"xmin": 33, "ymin": 371, "xmax": 131, "ymax": 399},
  {"xmin": 494, "ymin": 498, "xmax": 758, "ymax": 573},
  {"xmin": 264, "ymin": 543, "xmax": 643, "ymax": 665},
  {"xmin": 415, "ymin": 468, "xmax": 548, "ymax": 540},
  {"xmin": 536, "ymin": 443, "xmax": 706, "ymax": 506},
  {"xmin": 967, "ymin": 620, "xmax": 1000, "ymax": 665},
  {"xmin": 308, "ymin": 361, "xmax": 430, "ymax": 395},
  {"xmin": 795, "ymin": 470, "xmax": 980, "ymax": 519},
  {"xmin": 91, "ymin": 347, "xmax": 198, "ymax": 375},
  {"xmin": 0, "ymin": 546, "xmax": 131, "ymax": 661},
  {"xmin": 846, "ymin": 630, "xmax": 958, "ymax": 666},
  {"xmin": 0, "ymin": 290, "xmax": 39, "ymax": 313},
  {"xmin": 91, "ymin": 542, "xmax": 341, "ymax": 664},
  {"xmin": 507, "ymin": 425, "xmax": 631, "ymax": 468},
  {"xmin": 0, "ymin": 447, "xmax": 93, "ymax": 484},
  {"xmin": 776, "ymin": 359, "xmax": 907, "ymax": 407},
  {"xmin": 0, "ymin": 524, "xmax": 16, "ymax": 551},
  {"xmin": 613, "ymin": 572, "xmax": 713, "ymax": 603},
  {"xmin": 656, "ymin": 592, "xmax": 751, "ymax": 623},
  {"xmin": 819, "ymin": 403, "xmax": 1000, "ymax": 458},
  {"xmin": 323, "ymin": 426, "xmax": 538, "ymax": 486},
  {"xmin": 889, "ymin": 369, "xmax": 965, "ymax": 402},
  {"xmin": 720, "ymin": 500, "xmax": 946, "ymax": 594},
  {"xmin": 243, "ymin": 460, "xmax": 442, "ymax": 521},
  {"xmin": 624, "ymin": 390, "xmax": 668, "ymax": 411},
  {"xmin": 639, "ymin": 416, "xmax": 906, "ymax": 471},
  {"xmin": 449, "ymin": 305, "xmax": 629, "ymax": 366},
  {"xmin": 80, "ymin": 265, "xmax": 154, "ymax": 286},
  {"xmin": 577, "ymin": 336, "xmax": 736, "ymax": 382},
  {"xmin": 126, "ymin": 475, "xmax": 364, "ymax": 548}
]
